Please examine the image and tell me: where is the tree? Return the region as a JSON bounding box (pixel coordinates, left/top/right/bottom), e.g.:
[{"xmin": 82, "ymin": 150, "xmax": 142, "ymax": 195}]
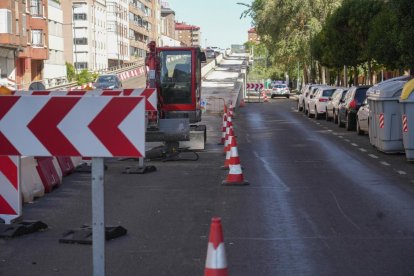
[{"xmin": 66, "ymin": 62, "xmax": 75, "ymax": 82}]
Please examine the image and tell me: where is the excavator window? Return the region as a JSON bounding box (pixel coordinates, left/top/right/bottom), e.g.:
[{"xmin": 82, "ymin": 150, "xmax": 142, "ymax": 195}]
[{"xmin": 160, "ymin": 50, "xmax": 192, "ymax": 104}]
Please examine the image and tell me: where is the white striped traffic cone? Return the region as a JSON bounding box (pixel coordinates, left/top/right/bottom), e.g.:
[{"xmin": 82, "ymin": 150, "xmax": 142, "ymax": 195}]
[
  {"xmin": 204, "ymin": 217, "xmax": 228, "ymax": 276},
  {"xmin": 218, "ymin": 112, "xmax": 228, "ymax": 145},
  {"xmin": 222, "ymin": 139, "xmax": 248, "ymax": 186},
  {"xmin": 262, "ymin": 91, "xmax": 269, "ymax": 102},
  {"xmin": 221, "ymin": 135, "xmax": 233, "ymax": 170}
]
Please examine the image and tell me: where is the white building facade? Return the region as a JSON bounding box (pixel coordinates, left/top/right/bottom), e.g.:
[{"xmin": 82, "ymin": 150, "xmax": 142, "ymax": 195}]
[
  {"xmin": 71, "ymin": 0, "xmax": 107, "ymax": 71},
  {"xmin": 44, "ymin": 0, "xmax": 67, "ymax": 87},
  {"xmin": 106, "ymin": 0, "xmax": 129, "ymax": 68}
]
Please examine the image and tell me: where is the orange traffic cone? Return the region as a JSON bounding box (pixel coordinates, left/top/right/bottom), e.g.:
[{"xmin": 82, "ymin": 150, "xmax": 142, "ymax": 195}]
[
  {"xmin": 205, "ymin": 217, "xmax": 228, "ymax": 276},
  {"xmin": 262, "ymin": 91, "xmax": 269, "ymax": 102},
  {"xmin": 239, "ymin": 98, "xmax": 245, "ymax": 107},
  {"xmin": 222, "ymin": 139, "xmax": 248, "ymax": 186},
  {"xmin": 218, "ymin": 113, "xmax": 228, "ymax": 145}
]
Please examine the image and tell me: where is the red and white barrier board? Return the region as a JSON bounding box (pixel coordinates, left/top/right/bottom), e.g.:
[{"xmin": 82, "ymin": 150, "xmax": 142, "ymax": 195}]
[
  {"xmin": 0, "ymin": 95, "xmax": 146, "ymax": 157},
  {"xmin": 0, "ymin": 156, "xmax": 21, "ymax": 224},
  {"xmin": 246, "ymin": 83, "xmax": 264, "ymax": 90},
  {"xmin": 13, "ymin": 88, "xmax": 157, "ymax": 112}
]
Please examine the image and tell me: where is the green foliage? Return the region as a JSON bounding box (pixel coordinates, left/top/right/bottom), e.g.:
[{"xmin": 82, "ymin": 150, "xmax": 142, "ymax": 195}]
[
  {"xmin": 66, "ymin": 62, "xmax": 75, "ymax": 82},
  {"xmin": 75, "ymin": 70, "xmax": 98, "ymax": 85}
]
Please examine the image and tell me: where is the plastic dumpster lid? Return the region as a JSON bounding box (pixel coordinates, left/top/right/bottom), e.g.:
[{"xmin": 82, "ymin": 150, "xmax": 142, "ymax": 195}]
[
  {"xmin": 367, "ymin": 80, "xmax": 406, "ymax": 99},
  {"xmin": 401, "ymin": 78, "xmax": 414, "ymax": 100}
]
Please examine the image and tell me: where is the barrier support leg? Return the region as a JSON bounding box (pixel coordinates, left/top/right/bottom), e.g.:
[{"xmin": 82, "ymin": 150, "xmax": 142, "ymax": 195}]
[
  {"xmin": 122, "ymin": 157, "xmax": 157, "ymax": 174},
  {"xmin": 92, "ymin": 157, "xmax": 105, "ymax": 276}
]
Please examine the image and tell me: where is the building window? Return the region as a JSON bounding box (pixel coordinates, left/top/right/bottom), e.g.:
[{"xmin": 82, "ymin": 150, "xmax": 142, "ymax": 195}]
[
  {"xmin": 31, "ymin": 29, "xmax": 43, "ymax": 47},
  {"xmin": 29, "ymin": 0, "xmax": 42, "ymax": 17},
  {"xmin": 74, "ymin": 37, "xmax": 88, "ymax": 45},
  {"xmin": 75, "ymin": 62, "xmax": 88, "ymax": 70},
  {"xmin": 74, "ymin": 13, "xmax": 87, "ymax": 20}
]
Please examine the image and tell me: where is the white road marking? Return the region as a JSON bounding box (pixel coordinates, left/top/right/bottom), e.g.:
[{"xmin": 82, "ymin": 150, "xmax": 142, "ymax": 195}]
[
  {"xmin": 344, "ymin": 139, "xmax": 350, "ymax": 142},
  {"xmin": 397, "ymin": 170, "xmax": 407, "ymax": 175},
  {"xmin": 359, "ymin": 148, "xmax": 367, "ymax": 152},
  {"xmin": 338, "ymin": 136, "xmax": 344, "ymax": 139},
  {"xmin": 253, "ymin": 151, "xmax": 290, "ymax": 192},
  {"xmin": 368, "ymin": 154, "xmax": 379, "ymax": 159},
  {"xmin": 351, "ymin": 143, "xmax": 358, "ymax": 147},
  {"xmin": 380, "ymin": 161, "xmax": 390, "ymax": 166}
]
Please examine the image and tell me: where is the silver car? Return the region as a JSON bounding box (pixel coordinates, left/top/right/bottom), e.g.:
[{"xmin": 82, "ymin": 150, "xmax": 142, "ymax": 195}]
[{"xmin": 326, "ymin": 87, "xmax": 348, "ymax": 122}]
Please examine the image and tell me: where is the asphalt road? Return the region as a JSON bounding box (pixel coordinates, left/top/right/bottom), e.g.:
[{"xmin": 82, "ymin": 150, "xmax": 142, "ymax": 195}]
[{"xmin": 1, "ymin": 63, "xmax": 414, "ymax": 275}]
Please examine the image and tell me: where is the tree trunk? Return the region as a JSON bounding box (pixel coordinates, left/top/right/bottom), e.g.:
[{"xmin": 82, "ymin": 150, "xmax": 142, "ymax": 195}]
[
  {"xmin": 368, "ymin": 60, "xmax": 372, "ymax": 85},
  {"xmin": 321, "ymin": 66, "xmax": 326, "ymax": 84},
  {"xmin": 354, "ymin": 66, "xmax": 358, "ymax": 86},
  {"xmin": 337, "ymin": 67, "xmax": 340, "ymax": 86},
  {"xmin": 303, "ymin": 64, "xmax": 309, "ymax": 84},
  {"xmin": 344, "ymin": 65, "xmax": 348, "ymax": 87}
]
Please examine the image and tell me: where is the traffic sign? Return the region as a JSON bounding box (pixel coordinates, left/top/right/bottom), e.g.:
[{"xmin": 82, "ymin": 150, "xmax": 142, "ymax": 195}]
[
  {"xmin": 0, "ymin": 95, "xmax": 145, "ymax": 157},
  {"xmin": 246, "ymin": 83, "xmax": 264, "ymax": 90}
]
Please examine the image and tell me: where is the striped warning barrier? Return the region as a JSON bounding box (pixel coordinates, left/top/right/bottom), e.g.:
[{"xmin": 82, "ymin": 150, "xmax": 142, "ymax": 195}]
[
  {"xmin": 402, "ymin": 115, "xmax": 408, "ymax": 132},
  {"xmin": 21, "ymin": 156, "xmax": 45, "ymax": 203},
  {"xmin": 379, "ymin": 113, "xmax": 384, "ymax": 128},
  {"xmin": 0, "ymin": 156, "xmax": 21, "ymax": 224},
  {"xmin": 35, "ymin": 157, "xmax": 61, "ymax": 193}
]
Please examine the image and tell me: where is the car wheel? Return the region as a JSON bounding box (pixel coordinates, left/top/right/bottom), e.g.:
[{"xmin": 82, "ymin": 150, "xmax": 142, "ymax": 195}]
[
  {"xmin": 325, "ymin": 109, "xmax": 330, "ymax": 121},
  {"xmin": 297, "ymin": 101, "xmax": 302, "ymax": 111},
  {"xmin": 271, "ymin": 95, "xmax": 274, "ymax": 99},
  {"xmin": 333, "ymin": 110, "xmax": 337, "ymax": 124},
  {"xmin": 338, "ymin": 112, "xmax": 344, "ymax": 127},
  {"xmin": 356, "ymin": 117, "xmax": 364, "ymax": 135},
  {"xmin": 303, "ymin": 102, "xmax": 306, "ymax": 113},
  {"xmin": 286, "ymin": 95, "xmax": 290, "ymax": 99},
  {"xmin": 346, "ymin": 113, "xmax": 354, "ymax": 131},
  {"xmin": 307, "ymin": 105, "xmax": 313, "ymax": 118},
  {"xmin": 315, "ymin": 106, "xmax": 320, "ymax": 120}
]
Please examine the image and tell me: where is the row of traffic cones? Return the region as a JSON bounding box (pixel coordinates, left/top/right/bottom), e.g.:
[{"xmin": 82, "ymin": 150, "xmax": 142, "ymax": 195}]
[
  {"xmin": 220, "ymin": 103, "xmax": 248, "ymax": 186},
  {"xmin": 204, "ymin": 102, "xmax": 251, "ymax": 275}
]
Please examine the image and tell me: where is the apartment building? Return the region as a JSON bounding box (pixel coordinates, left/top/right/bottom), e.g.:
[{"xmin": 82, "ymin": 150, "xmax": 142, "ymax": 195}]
[
  {"xmin": 129, "ymin": 0, "xmax": 160, "ymax": 61},
  {"xmin": 159, "ymin": 4, "xmax": 180, "ymax": 46},
  {"xmin": 248, "ymin": 27, "xmax": 260, "ymax": 43},
  {"xmin": 0, "ymin": 0, "xmax": 49, "ymax": 89},
  {"xmin": 62, "ymin": 0, "xmax": 107, "ymax": 71},
  {"xmin": 107, "ymin": 0, "xmax": 129, "ymax": 68},
  {"xmin": 44, "ymin": 0, "xmax": 66, "ymax": 87},
  {"xmin": 175, "ymin": 22, "xmax": 200, "ymax": 47}
]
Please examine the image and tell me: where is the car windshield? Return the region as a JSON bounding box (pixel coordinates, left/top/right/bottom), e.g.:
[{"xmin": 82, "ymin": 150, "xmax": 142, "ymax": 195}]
[
  {"xmin": 356, "ymin": 88, "xmax": 369, "ymax": 102},
  {"xmin": 274, "ymin": 85, "xmax": 286, "ymax": 88},
  {"xmin": 97, "ymin": 76, "xmax": 116, "ymax": 83},
  {"xmin": 322, "ymin": 89, "xmax": 335, "ymax": 97}
]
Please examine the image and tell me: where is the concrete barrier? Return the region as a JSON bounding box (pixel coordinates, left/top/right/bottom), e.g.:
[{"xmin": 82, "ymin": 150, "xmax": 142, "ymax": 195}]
[{"xmin": 21, "ymin": 156, "xmax": 45, "ymax": 203}]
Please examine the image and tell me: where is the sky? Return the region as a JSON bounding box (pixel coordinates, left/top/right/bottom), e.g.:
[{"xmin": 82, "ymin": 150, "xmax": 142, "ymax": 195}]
[{"xmin": 165, "ymin": 0, "xmax": 253, "ymax": 49}]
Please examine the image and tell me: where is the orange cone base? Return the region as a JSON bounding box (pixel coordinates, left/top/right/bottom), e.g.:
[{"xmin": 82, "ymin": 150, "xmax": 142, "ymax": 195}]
[
  {"xmin": 205, "ymin": 268, "xmax": 229, "ymax": 276},
  {"xmin": 221, "ymin": 165, "xmax": 229, "ymax": 170}
]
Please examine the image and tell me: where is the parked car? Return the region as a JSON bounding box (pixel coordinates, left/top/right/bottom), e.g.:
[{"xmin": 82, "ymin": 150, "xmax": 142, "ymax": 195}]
[
  {"xmin": 271, "ymin": 83, "xmax": 290, "ymax": 98},
  {"xmin": 326, "ymin": 87, "xmax": 348, "ymax": 122},
  {"xmin": 205, "ymin": 49, "xmax": 216, "ymax": 59},
  {"xmin": 94, "ymin": 74, "xmax": 122, "ymax": 89},
  {"xmin": 305, "ymin": 85, "xmax": 326, "ymax": 116},
  {"xmin": 297, "ymin": 84, "xmax": 313, "ymax": 111},
  {"xmin": 356, "ymin": 98, "xmax": 370, "ymax": 135},
  {"xmin": 308, "ymin": 86, "xmax": 336, "ymax": 119},
  {"xmin": 337, "ymin": 85, "xmax": 371, "ymax": 130}
]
